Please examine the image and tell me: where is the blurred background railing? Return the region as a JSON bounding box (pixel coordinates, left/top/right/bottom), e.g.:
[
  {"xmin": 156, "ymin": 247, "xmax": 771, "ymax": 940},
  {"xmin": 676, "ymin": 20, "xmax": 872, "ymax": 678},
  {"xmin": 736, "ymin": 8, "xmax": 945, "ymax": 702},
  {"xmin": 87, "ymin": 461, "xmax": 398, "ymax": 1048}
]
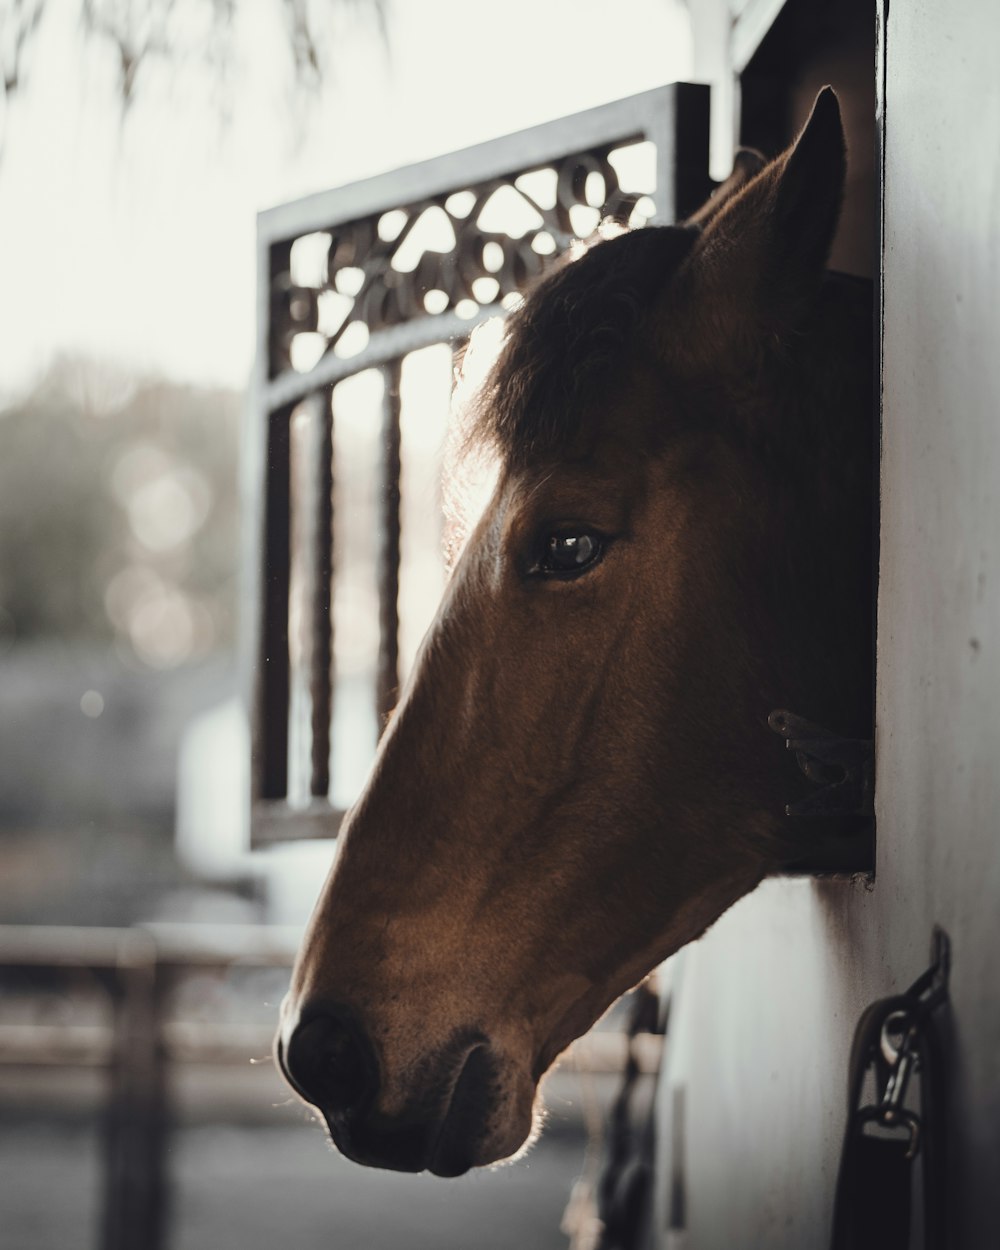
[
  {"xmin": 0, "ymin": 925, "xmax": 661, "ymax": 1250},
  {"xmin": 0, "ymin": 924, "xmax": 298, "ymax": 1250}
]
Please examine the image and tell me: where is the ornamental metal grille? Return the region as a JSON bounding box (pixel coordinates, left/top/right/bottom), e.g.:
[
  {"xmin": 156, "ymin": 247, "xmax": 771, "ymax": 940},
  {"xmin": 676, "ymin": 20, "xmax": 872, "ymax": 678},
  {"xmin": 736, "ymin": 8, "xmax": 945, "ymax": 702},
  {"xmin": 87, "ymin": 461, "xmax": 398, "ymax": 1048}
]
[{"xmin": 248, "ymin": 83, "xmax": 711, "ymax": 845}]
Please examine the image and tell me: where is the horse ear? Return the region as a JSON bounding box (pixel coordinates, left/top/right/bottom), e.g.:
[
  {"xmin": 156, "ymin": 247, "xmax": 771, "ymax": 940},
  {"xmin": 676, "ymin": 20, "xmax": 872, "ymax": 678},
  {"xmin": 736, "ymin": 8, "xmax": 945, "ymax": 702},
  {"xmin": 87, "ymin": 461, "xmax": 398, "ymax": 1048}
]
[
  {"xmin": 664, "ymin": 87, "xmax": 846, "ymax": 370},
  {"xmin": 683, "ymin": 147, "xmax": 767, "ymax": 228}
]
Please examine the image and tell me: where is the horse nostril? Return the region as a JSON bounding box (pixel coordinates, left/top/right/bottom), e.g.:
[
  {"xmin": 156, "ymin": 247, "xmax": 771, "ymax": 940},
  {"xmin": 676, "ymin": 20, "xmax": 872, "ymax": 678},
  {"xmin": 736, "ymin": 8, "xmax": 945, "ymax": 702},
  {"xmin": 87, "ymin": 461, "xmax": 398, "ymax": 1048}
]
[{"xmin": 284, "ymin": 1011, "xmax": 378, "ymax": 1118}]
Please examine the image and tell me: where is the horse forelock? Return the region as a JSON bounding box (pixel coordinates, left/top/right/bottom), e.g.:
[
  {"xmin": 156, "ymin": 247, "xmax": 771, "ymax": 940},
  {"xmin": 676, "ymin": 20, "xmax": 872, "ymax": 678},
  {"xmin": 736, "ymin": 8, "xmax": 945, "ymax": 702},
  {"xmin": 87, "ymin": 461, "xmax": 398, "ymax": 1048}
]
[{"xmin": 463, "ymin": 225, "xmax": 697, "ymax": 469}]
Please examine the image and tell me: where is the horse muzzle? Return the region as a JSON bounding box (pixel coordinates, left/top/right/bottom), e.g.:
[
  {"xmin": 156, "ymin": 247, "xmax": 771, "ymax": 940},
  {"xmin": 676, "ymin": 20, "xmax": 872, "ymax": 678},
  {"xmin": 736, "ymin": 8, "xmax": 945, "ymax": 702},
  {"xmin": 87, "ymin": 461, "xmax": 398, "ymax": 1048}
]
[{"xmin": 277, "ymin": 1006, "xmax": 520, "ymax": 1177}]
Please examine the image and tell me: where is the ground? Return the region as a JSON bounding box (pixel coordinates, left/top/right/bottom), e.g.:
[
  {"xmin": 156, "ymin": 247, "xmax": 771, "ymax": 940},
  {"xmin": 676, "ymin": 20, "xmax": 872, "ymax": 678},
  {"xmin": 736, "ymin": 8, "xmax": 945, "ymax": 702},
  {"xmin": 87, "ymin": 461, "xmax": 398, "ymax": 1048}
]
[{"xmin": 0, "ymin": 1066, "xmax": 605, "ymax": 1250}]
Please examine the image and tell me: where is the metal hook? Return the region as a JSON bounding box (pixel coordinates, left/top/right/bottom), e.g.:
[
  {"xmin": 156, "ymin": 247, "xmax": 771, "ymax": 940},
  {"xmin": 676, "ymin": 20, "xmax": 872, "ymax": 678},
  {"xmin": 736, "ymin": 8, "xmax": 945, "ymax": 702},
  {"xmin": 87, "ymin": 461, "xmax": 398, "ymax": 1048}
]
[{"xmin": 768, "ymin": 709, "xmax": 874, "ymax": 817}]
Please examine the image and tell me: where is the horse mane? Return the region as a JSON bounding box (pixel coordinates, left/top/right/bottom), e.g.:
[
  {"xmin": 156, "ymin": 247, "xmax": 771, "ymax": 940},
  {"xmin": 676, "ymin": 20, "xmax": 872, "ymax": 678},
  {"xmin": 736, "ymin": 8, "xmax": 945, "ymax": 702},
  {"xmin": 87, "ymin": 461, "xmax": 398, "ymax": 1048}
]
[{"xmin": 464, "ymin": 225, "xmax": 697, "ymax": 467}]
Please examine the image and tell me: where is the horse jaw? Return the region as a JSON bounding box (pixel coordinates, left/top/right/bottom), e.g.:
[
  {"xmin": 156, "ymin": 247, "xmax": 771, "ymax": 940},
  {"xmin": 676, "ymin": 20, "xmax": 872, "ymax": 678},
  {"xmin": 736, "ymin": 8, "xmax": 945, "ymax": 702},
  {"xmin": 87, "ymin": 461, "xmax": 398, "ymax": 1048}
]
[{"xmin": 280, "ymin": 653, "xmax": 770, "ymax": 1173}]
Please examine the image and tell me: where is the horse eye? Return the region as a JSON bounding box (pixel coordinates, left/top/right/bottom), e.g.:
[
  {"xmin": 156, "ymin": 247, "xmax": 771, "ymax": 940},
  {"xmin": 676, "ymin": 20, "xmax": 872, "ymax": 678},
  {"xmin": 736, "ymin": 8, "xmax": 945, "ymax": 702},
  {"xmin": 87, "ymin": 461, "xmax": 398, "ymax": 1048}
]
[{"xmin": 538, "ymin": 531, "xmax": 603, "ymax": 576}]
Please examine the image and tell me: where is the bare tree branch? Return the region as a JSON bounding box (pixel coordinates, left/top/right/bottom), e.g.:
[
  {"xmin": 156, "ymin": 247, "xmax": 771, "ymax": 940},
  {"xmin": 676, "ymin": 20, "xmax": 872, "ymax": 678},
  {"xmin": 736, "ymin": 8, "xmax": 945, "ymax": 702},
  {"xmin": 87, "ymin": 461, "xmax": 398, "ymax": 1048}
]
[
  {"xmin": 0, "ymin": 0, "xmax": 387, "ymax": 158},
  {"xmin": 1, "ymin": 0, "xmax": 44, "ymax": 154}
]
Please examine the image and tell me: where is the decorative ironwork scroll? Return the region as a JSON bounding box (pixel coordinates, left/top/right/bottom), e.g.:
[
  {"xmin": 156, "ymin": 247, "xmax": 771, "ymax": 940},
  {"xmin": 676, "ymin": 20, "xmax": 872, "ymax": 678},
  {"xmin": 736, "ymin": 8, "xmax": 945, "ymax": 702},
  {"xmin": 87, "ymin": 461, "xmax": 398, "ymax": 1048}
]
[
  {"xmin": 271, "ymin": 145, "xmax": 655, "ymax": 378},
  {"xmin": 249, "ymin": 84, "xmax": 711, "ymax": 845}
]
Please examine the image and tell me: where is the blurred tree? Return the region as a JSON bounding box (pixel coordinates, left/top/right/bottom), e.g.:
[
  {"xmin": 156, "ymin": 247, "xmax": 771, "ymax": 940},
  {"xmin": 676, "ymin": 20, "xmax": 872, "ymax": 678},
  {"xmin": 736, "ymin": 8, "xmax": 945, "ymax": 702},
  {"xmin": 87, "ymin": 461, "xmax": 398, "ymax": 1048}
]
[
  {"xmin": 0, "ymin": 356, "xmax": 242, "ymax": 665},
  {"xmin": 0, "ymin": 0, "xmax": 386, "ymax": 155}
]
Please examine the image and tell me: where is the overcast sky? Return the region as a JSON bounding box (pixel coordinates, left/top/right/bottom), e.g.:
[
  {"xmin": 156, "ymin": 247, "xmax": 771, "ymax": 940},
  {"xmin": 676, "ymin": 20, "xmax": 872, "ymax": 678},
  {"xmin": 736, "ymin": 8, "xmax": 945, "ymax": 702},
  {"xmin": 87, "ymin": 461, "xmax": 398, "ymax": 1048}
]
[{"xmin": 0, "ymin": 0, "xmax": 692, "ymax": 398}]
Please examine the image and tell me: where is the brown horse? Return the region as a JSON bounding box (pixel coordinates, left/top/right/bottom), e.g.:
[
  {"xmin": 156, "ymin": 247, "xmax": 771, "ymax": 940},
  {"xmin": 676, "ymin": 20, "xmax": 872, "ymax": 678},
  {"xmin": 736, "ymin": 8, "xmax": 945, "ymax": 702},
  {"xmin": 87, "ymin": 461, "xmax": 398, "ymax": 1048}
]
[{"xmin": 276, "ymin": 88, "xmax": 873, "ymax": 1178}]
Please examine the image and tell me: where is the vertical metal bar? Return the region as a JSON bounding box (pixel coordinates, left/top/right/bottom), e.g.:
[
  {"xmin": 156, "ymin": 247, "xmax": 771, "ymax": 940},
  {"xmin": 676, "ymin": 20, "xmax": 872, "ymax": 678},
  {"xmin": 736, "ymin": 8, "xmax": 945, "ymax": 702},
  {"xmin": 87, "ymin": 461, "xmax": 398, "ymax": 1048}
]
[
  {"xmin": 268, "ymin": 240, "xmax": 294, "ymax": 380},
  {"xmin": 253, "ymin": 403, "xmax": 292, "ymax": 801},
  {"xmin": 673, "ymin": 81, "xmax": 713, "ymax": 222},
  {"xmin": 250, "ymin": 233, "xmax": 294, "ymax": 816},
  {"xmin": 376, "ymin": 359, "xmax": 403, "ymax": 727},
  {"xmin": 649, "ymin": 82, "xmax": 712, "ymax": 224},
  {"xmin": 310, "ymin": 388, "xmax": 335, "ymax": 797}
]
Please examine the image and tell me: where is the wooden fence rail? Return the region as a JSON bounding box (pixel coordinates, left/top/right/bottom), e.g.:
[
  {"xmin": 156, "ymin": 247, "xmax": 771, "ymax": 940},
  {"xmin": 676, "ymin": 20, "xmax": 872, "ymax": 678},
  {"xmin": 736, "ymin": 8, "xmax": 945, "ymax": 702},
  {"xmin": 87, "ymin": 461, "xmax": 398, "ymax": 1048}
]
[
  {"xmin": 0, "ymin": 924, "xmax": 657, "ymax": 1250},
  {"xmin": 0, "ymin": 924, "xmax": 300, "ymax": 1250}
]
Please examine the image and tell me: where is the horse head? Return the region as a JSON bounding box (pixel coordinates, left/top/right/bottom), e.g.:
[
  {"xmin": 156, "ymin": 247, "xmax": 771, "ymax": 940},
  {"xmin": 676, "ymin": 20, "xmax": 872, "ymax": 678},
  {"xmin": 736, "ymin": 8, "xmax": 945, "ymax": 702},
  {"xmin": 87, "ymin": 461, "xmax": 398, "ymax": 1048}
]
[{"xmin": 277, "ymin": 88, "xmax": 873, "ymax": 1176}]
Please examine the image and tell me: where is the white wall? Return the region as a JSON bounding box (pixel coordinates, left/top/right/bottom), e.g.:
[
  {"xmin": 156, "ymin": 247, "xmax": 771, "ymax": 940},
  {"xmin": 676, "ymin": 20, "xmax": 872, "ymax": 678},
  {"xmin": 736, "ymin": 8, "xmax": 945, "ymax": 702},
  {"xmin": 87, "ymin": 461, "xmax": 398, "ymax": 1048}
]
[
  {"xmin": 877, "ymin": 2, "xmax": 1000, "ymax": 1234},
  {"xmin": 650, "ymin": 3, "xmax": 1000, "ymax": 1245}
]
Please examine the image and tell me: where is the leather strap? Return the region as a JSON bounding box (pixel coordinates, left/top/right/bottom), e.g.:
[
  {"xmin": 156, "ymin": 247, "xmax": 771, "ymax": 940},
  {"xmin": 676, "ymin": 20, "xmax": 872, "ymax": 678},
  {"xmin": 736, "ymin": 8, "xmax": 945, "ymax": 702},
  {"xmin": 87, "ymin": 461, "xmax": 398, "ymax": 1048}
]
[{"xmin": 834, "ymin": 1132, "xmax": 913, "ymax": 1250}]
